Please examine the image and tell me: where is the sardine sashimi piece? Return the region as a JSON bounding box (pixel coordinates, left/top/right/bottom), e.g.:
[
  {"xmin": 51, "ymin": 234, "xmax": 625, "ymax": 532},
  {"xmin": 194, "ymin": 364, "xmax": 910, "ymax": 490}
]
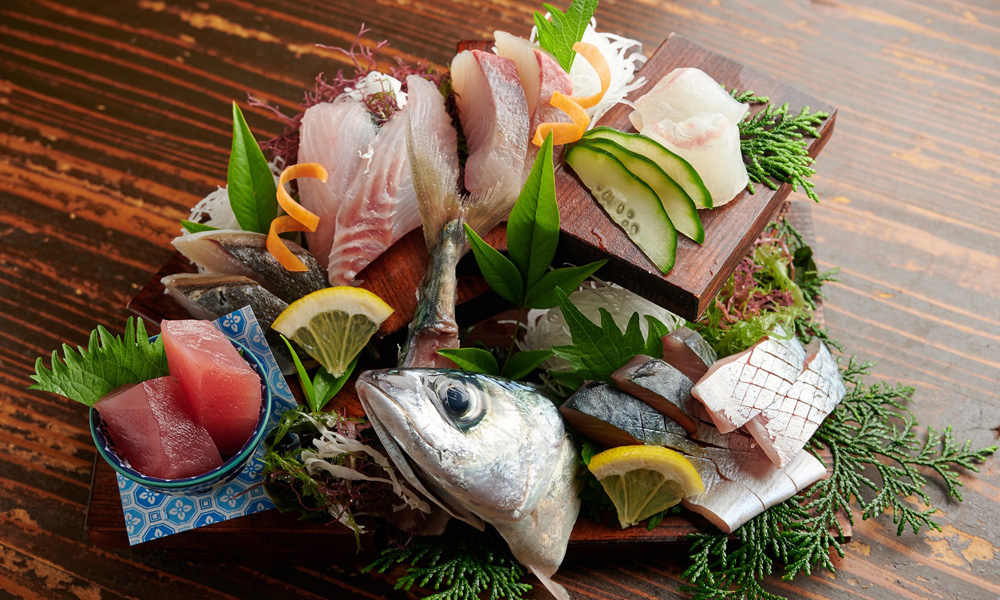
[
  {"xmin": 171, "ymin": 230, "xmax": 327, "ymax": 304},
  {"xmin": 691, "ymin": 328, "xmax": 806, "ymax": 433},
  {"xmin": 493, "ymin": 31, "xmax": 573, "ymax": 168},
  {"xmin": 161, "ymin": 273, "xmax": 288, "ymax": 331},
  {"xmin": 662, "ymin": 326, "xmax": 717, "ymax": 383},
  {"xmin": 643, "ymin": 112, "xmax": 749, "ymax": 207},
  {"xmin": 560, "ymin": 381, "xmax": 693, "ymax": 450},
  {"xmin": 297, "ymin": 101, "xmax": 378, "ymax": 273},
  {"xmin": 326, "ymin": 106, "xmax": 420, "ymax": 285},
  {"xmin": 629, "ymin": 67, "xmax": 749, "ymax": 131},
  {"xmin": 744, "ymin": 340, "xmax": 846, "ymax": 467},
  {"xmin": 451, "ymin": 50, "xmax": 531, "ymax": 216},
  {"xmin": 612, "ymin": 356, "xmax": 699, "ymax": 435}
]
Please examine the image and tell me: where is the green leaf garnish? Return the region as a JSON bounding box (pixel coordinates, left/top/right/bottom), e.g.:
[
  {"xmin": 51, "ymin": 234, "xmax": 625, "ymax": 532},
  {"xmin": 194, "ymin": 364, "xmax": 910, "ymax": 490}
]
[
  {"xmin": 281, "ymin": 334, "xmax": 356, "ymax": 413},
  {"xmin": 464, "ymin": 223, "xmax": 524, "ymax": 305},
  {"xmin": 437, "ymin": 348, "xmax": 500, "ymax": 375},
  {"xmin": 507, "ymin": 134, "xmax": 559, "ymax": 290},
  {"xmin": 228, "ymin": 102, "xmax": 278, "ymax": 233},
  {"xmin": 180, "ymin": 219, "xmax": 218, "ymax": 234},
  {"xmin": 500, "ymin": 349, "xmax": 553, "ymax": 380},
  {"xmin": 29, "ymin": 318, "xmax": 168, "ymax": 407},
  {"xmin": 534, "ymin": 0, "xmax": 600, "ymax": 72}
]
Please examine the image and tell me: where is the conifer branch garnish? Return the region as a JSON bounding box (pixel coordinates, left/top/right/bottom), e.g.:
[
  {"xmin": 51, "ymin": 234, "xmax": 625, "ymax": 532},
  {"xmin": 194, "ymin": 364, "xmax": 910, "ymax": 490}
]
[
  {"xmin": 363, "ymin": 524, "xmax": 532, "ymax": 600},
  {"xmin": 681, "ymin": 357, "xmax": 996, "ymax": 600},
  {"xmin": 29, "ymin": 318, "xmax": 168, "ymax": 407},
  {"xmin": 734, "ymin": 89, "xmax": 829, "ymax": 202}
]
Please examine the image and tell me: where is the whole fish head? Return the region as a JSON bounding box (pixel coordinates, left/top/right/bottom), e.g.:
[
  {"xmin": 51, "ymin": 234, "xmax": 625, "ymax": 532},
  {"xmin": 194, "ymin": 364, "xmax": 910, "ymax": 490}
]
[{"xmin": 356, "ymin": 368, "xmax": 565, "ymax": 523}]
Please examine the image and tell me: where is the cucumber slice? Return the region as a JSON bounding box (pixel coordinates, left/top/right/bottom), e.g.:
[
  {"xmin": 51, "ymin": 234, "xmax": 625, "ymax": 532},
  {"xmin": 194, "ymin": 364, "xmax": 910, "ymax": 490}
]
[
  {"xmin": 580, "ymin": 138, "xmax": 705, "ymax": 244},
  {"xmin": 583, "ymin": 126, "xmax": 713, "ymax": 209},
  {"xmin": 565, "ymin": 144, "xmax": 677, "ymax": 274}
]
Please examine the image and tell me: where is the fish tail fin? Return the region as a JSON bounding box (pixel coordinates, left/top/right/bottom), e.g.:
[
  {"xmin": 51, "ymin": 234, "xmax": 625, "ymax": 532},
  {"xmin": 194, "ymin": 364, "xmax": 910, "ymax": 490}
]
[
  {"xmin": 461, "ymin": 183, "xmax": 512, "ymax": 241},
  {"xmin": 528, "ymin": 565, "xmax": 571, "ymax": 600}
]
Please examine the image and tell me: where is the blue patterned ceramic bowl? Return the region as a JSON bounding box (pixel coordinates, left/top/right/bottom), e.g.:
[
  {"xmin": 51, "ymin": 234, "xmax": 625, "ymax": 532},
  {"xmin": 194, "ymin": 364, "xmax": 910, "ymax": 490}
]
[{"xmin": 89, "ymin": 336, "xmax": 273, "ymax": 496}]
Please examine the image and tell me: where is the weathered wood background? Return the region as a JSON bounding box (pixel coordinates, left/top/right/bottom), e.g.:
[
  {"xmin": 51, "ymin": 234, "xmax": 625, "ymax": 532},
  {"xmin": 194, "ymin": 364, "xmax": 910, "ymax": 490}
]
[{"xmin": 1, "ymin": 0, "xmax": 998, "ymax": 599}]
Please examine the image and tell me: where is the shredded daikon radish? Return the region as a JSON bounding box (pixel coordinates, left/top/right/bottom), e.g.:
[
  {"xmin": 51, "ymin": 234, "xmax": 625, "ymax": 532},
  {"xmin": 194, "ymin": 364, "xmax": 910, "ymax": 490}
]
[{"xmin": 341, "ymin": 72, "xmax": 407, "ymax": 107}]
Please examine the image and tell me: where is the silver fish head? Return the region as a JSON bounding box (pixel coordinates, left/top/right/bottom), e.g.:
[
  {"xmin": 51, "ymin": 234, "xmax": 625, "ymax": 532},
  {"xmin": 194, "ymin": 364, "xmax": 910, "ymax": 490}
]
[{"xmin": 356, "ymin": 368, "xmax": 565, "ymax": 523}]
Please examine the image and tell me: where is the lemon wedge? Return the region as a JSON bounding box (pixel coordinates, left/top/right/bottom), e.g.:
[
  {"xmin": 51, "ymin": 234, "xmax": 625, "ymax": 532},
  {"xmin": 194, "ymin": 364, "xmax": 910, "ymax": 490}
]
[
  {"xmin": 272, "ymin": 287, "xmax": 393, "ymax": 376},
  {"xmin": 588, "ymin": 445, "xmax": 705, "ymax": 529}
]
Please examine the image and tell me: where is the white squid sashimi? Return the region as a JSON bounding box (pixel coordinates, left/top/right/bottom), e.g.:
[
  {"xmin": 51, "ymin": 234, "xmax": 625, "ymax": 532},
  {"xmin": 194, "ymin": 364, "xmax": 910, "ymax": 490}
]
[
  {"xmin": 630, "ymin": 67, "xmax": 749, "ymax": 131},
  {"xmin": 297, "ymin": 101, "xmax": 378, "ymax": 274},
  {"xmin": 644, "ymin": 112, "xmax": 749, "ymax": 207}
]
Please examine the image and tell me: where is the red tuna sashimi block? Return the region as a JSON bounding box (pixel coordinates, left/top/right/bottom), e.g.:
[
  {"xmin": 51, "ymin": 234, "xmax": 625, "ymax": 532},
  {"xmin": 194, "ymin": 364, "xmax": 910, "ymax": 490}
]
[
  {"xmin": 161, "ymin": 319, "xmax": 262, "ymax": 455},
  {"xmin": 96, "ymin": 376, "xmax": 223, "ymax": 479}
]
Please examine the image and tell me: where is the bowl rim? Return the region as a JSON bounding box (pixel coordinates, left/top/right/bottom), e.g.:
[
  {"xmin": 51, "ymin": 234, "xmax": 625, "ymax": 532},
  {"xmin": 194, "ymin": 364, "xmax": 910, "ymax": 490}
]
[{"xmin": 89, "ymin": 336, "xmax": 274, "ymax": 489}]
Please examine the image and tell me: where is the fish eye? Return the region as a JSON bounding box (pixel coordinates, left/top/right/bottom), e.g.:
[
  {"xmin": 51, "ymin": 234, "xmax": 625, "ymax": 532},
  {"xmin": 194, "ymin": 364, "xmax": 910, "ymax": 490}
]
[
  {"xmin": 443, "ymin": 386, "xmax": 470, "ymax": 415},
  {"xmin": 435, "ymin": 377, "xmax": 485, "ymax": 430}
]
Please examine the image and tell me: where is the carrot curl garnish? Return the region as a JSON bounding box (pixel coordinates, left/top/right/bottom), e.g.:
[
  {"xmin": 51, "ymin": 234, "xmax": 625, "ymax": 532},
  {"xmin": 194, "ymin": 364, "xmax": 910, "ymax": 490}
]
[
  {"xmin": 276, "ymin": 162, "xmax": 327, "ymax": 232},
  {"xmin": 267, "ymin": 215, "xmax": 312, "ymax": 272},
  {"xmin": 567, "ymin": 42, "xmax": 610, "ymax": 109}
]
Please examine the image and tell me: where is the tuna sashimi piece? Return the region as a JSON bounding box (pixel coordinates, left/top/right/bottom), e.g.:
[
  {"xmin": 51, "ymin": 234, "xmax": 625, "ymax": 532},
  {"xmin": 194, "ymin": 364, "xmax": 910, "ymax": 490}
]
[
  {"xmin": 744, "ymin": 340, "xmax": 846, "ymax": 467},
  {"xmin": 612, "ymin": 356, "xmax": 698, "ymax": 435},
  {"xmin": 691, "ymin": 327, "xmax": 806, "ymax": 433},
  {"xmin": 559, "ymin": 382, "xmax": 692, "ymax": 450},
  {"xmin": 297, "ymin": 101, "xmax": 379, "ymax": 275},
  {"xmin": 643, "ymin": 112, "xmax": 749, "ymax": 207},
  {"xmin": 493, "ymin": 31, "xmax": 573, "ymax": 168},
  {"xmin": 172, "ymin": 230, "xmax": 327, "ymax": 304},
  {"xmin": 325, "ymin": 105, "xmax": 420, "ymax": 285},
  {"xmin": 161, "ymin": 320, "xmax": 262, "ymax": 455},
  {"xmin": 96, "ymin": 377, "xmax": 222, "ymax": 479},
  {"xmin": 451, "ymin": 49, "xmax": 531, "ymax": 213},
  {"xmin": 661, "ymin": 327, "xmax": 717, "ymax": 383},
  {"xmin": 629, "ymin": 68, "xmax": 749, "ymax": 132}
]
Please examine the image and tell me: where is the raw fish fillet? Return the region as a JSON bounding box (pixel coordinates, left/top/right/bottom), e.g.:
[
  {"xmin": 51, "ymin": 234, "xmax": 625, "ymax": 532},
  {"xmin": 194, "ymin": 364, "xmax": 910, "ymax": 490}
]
[
  {"xmin": 161, "ymin": 320, "xmax": 262, "ymax": 455},
  {"xmin": 96, "ymin": 377, "xmax": 222, "ymax": 479},
  {"xmin": 451, "ymin": 49, "xmax": 531, "ymax": 212},
  {"xmin": 691, "ymin": 327, "xmax": 806, "ymax": 433},
  {"xmin": 744, "ymin": 340, "xmax": 846, "ymax": 467},
  {"xmin": 161, "ymin": 273, "xmax": 287, "ymax": 331},
  {"xmin": 661, "ymin": 326, "xmax": 717, "ymax": 383},
  {"xmin": 493, "ymin": 31, "xmax": 573, "ymax": 168},
  {"xmin": 172, "ymin": 230, "xmax": 327, "ymax": 303},
  {"xmin": 612, "ymin": 355, "xmax": 699, "ymax": 435},
  {"xmin": 297, "ymin": 100, "xmax": 379, "ymax": 276},
  {"xmin": 643, "ymin": 112, "xmax": 749, "ymax": 207},
  {"xmin": 629, "ymin": 67, "xmax": 749, "ymax": 131},
  {"xmin": 325, "ymin": 105, "xmax": 421, "ymax": 285}
]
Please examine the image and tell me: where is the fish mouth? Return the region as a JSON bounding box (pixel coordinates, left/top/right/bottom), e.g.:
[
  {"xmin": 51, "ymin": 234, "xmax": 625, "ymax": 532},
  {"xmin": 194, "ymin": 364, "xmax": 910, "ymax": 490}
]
[{"xmin": 355, "ymin": 370, "xmax": 441, "ymax": 459}]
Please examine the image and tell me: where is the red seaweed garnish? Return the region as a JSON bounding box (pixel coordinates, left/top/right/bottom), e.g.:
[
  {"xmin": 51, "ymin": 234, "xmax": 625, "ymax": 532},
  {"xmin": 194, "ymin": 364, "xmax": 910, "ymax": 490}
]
[{"xmin": 247, "ymin": 24, "xmax": 445, "ymax": 166}]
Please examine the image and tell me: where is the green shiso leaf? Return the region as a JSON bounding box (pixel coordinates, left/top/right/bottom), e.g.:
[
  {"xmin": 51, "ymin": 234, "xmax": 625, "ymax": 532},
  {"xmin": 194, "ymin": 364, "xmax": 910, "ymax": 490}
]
[
  {"xmin": 508, "ymin": 133, "xmax": 559, "ymax": 290},
  {"xmin": 534, "ymin": 0, "xmax": 600, "ymax": 72},
  {"xmin": 28, "ymin": 318, "xmax": 168, "ymax": 407},
  {"xmin": 228, "ymin": 102, "xmax": 278, "ymax": 233}
]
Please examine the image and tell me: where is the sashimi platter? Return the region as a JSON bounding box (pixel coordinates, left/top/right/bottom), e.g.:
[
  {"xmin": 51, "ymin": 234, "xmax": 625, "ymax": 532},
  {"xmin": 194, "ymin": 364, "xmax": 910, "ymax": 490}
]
[{"xmin": 28, "ymin": 1, "xmax": 995, "ymax": 599}]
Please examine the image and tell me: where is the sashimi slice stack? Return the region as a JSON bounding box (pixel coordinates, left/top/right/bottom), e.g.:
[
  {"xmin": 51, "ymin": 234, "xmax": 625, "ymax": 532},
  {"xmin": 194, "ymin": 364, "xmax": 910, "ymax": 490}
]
[{"xmin": 96, "ymin": 377, "xmax": 223, "ymax": 479}]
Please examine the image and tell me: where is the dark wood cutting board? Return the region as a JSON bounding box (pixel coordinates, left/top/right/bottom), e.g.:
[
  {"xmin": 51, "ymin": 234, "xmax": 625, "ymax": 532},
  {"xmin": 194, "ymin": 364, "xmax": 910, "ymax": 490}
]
[{"xmin": 90, "ymin": 200, "xmax": 850, "ymax": 556}]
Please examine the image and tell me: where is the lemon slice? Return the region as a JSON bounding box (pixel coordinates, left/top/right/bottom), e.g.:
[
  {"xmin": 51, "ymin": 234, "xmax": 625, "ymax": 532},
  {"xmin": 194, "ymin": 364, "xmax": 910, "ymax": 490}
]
[
  {"xmin": 588, "ymin": 445, "xmax": 705, "ymax": 529},
  {"xmin": 272, "ymin": 287, "xmax": 393, "ymax": 376}
]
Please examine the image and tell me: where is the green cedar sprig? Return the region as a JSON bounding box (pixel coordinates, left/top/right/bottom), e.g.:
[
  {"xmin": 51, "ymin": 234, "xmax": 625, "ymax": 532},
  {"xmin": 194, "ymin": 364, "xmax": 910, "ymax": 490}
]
[
  {"xmin": 681, "ymin": 357, "xmax": 997, "ymax": 600},
  {"xmin": 534, "ymin": 0, "xmax": 600, "ymax": 72},
  {"xmin": 736, "ymin": 91, "xmax": 829, "ymax": 202},
  {"xmin": 363, "ymin": 523, "xmax": 532, "ymax": 600},
  {"xmin": 450, "ymin": 133, "xmax": 605, "ymax": 377},
  {"xmin": 29, "ymin": 318, "xmax": 168, "ymax": 407}
]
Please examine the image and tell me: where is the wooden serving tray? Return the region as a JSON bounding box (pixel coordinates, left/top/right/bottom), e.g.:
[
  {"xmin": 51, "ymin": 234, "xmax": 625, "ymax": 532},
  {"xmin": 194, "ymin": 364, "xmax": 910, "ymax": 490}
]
[{"xmin": 92, "ymin": 201, "xmax": 850, "ymax": 555}]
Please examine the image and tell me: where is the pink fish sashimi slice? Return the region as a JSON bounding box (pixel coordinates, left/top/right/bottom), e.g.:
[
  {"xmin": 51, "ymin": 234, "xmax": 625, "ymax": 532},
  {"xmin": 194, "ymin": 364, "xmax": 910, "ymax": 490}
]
[
  {"xmin": 744, "ymin": 340, "xmax": 846, "ymax": 467},
  {"xmin": 161, "ymin": 320, "xmax": 262, "ymax": 455},
  {"xmin": 96, "ymin": 377, "xmax": 223, "ymax": 479},
  {"xmin": 451, "ymin": 49, "xmax": 530, "ymax": 212},
  {"xmin": 691, "ymin": 327, "xmax": 806, "ymax": 433},
  {"xmin": 326, "ymin": 104, "xmax": 420, "ymax": 285},
  {"xmin": 297, "ymin": 100, "xmax": 379, "ymax": 274}
]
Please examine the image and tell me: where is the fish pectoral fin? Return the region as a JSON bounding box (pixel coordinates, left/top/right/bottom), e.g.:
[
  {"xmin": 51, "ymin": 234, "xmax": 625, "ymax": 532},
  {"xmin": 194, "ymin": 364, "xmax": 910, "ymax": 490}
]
[{"xmin": 528, "ymin": 565, "xmax": 571, "ymax": 600}]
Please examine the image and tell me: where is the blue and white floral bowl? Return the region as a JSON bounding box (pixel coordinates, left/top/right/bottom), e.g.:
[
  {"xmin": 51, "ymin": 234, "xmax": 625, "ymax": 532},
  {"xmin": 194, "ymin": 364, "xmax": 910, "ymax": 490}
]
[{"xmin": 90, "ymin": 337, "xmax": 273, "ymax": 496}]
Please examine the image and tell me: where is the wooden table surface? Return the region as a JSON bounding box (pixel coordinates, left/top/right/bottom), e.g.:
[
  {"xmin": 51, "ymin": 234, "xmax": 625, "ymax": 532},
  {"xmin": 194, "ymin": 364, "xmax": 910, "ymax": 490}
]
[{"xmin": 2, "ymin": 0, "xmax": 998, "ymax": 599}]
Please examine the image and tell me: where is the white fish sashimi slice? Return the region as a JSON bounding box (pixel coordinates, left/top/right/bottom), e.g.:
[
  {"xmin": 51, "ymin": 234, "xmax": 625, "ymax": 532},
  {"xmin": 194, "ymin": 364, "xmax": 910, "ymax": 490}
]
[
  {"xmin": 691, "ymin": 327, "xmax": 806, "ymax": 433},
  {"xmin": 451, "ymin": 50, "xmax": 531, "ymax": 217},
  {"xmin": 297, "ymin": 101, "xmax": 378, "ymax": 273},
  {"xmin": 326, "ymin": 106, "xmax": 421, "ymax": 285},
  {"xmin": 643, "ymin": 112, "xmax": 749, "ymax": 207},
  {"xmin": 745, "ymin": 340, "xmax": 847, "ymax": 467},
  {"xmin": 630, "ymin": 67, "xmax": 749, "ymax": 131},
  {"xmin": 493, "ymin": 31, "xmax": 573, "ymax": 140}
]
